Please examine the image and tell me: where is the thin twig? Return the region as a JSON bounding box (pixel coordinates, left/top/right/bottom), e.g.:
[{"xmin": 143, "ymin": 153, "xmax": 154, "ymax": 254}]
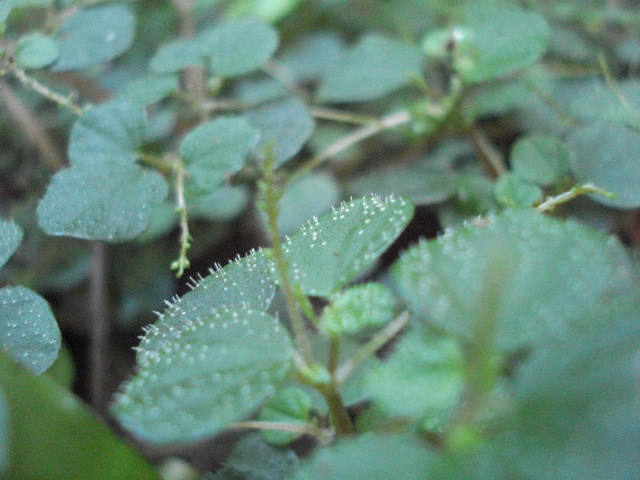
[
  {"xmin": 89, "ymin": 242, "xmax": 109, "ymax": 416},
  {"xmin": 467, "ymin": 126, "xmax": 507, "ymax": 178},
  {"xmin": 230, "ymin": 420, "xmax": 334, "ymax": 444},
  {"xmin": 170, "ymin": 156, "xmax": 192, "ymax": 277}
]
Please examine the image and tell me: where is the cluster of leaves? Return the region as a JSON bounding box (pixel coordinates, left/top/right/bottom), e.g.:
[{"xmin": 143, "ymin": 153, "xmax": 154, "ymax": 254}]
[{"xmin": 1, "ymin": 0, "xmax": 640, "ymax": 479}]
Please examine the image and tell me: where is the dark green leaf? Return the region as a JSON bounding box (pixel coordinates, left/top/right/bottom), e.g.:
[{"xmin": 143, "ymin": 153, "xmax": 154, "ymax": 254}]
[
  {"xmin": 180, "ymin": 117, "xmax": 261, "ymax": 195},
  {"xmin": 394, "ymin": 210, "xmax": 637, "ymax": 352},
  {"xmin": 14, "ymin": 33, "xmax": 59, "ymax": 69},
  {"xmin": 280, "ymin": 32, "xmax": 345, "ymax": 82},
  {"xmin": 202, "ymin": 17, "xmax": 279, "ymax": 78},
  {"xmin": 117, "ymin": 75, "xmax": 179, "ymax": 106},
  {"xmin": 568, "ymin": 122, "xmax": 640, "ymax": 208},
  {"xmin": 52, "ymin": 4, "xmax": 135, "ymax": 72},
  {"xmin": 0, "ymin": 219, "xmax": 23, "ymax": 269},
  {"xmin": 112, "ymin": 305, "xmax": 294, "ymax": 445},
  {"xmin": 0, "ymin": 350, "xmax": 160, "ymax": 480},
  {"xmin": 258, "ymin": 387, "xmax": 312, "ymax": 445},
  {"xmin": 494, "ymin": 173, "xmax": 542, "ymax": 208},
  {"xmin": 0, "ymin": 390, "xmax": 7, "ymax": 475},
  {"xmin": 281, "ymin": 195, "xmax": 414, "ymax": 297},
  {"xmin": 0, "ymin": 286, "xmax": 60, "ymax": 375},
  {"xmin": 317, "ymin": 34, "xmax": 424, "ymax": 103},
  {"xmin": 511, "ymin": 134, "xmax": 571, "ymax": 186},
  {"xmin": 245, "ymin": 97, "xmax": 314, "ymax": 166},
  {"xmin": 149, "ymin": 35, "xmax": 205, "ymax": 74}
]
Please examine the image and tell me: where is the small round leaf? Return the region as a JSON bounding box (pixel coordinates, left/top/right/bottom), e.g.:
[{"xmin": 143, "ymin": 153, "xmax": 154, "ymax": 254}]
[{"xmin": 14, "ymin": 33, "xmax": 59, "ymax": 69}]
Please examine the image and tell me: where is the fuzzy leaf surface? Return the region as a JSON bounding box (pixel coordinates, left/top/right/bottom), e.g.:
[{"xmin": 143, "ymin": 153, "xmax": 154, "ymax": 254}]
[
  {"xmin": 394, "ymin": 209, "xmax": 637, "ymax": 352},
  {"xmin": 281, "ymin": 195, "xmax": 414, "ymax": 297},
  {"xmin": 180, "ymin": 117, "xmax": 261, "ymax": 195},
  {"xmin": 0, "ymin": 351, "xmax": 160, "ymax": 480},
  {"xmin": 245, "ymin": 97, "xmax": 314, "ymax": 165},
  {"xmin": 0, "ymin": 219, "xmax": 23, "ymax": 268},
  {"xmin": 37, "ymin": 101, "xmax": 169, "ymax": 241},
  {"xmin": 202, "ymin": 17, "xmax": 279, "ymax": 77},
  {"xmin": 317, "ymin": 34, "xmax": 423, "ymax": 103},
  {"xmin": 112, "ymin": 305, "xmax": 294, "ymax": 445},
  {"xmin": 0, "ymin": 286, "xmax": 60, "ymax": 375},
  {"xmin": 52, "ymin": 4, "xmax": 135, "ymax": 72}
]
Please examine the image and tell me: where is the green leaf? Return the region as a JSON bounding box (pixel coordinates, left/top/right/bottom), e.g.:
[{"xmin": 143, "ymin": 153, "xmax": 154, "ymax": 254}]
[
  {"xmin": 117, "ymin": 74, "xmax": 179, "ymax": 106},
  {"xmin": 0, "ymin": 286, "xmax": 60, "ymax": 375},
  {"xmin": 52, "ymin": 4, "xmax": 135, "ymax": 72},
  {"xmin": 188, "ymin": 185, "xmax": 250, "ymax": 221},
  {"xmin": 511, "ymin": 134, "xmax": 572, "ymax": 186},
  {"xmin": 317, "ymin": 34, "xmax": 424, "ymax": 103},
  {"xmin": 202, "ymin": 17, "xmax": 279, "ymax": 78},
  {"xmin": 14, "ymin": 33, "xmax": 59, "ymax": 69},
  {"xmin": 180, "ymin": 117, "xmax": 261, "ymax": 195},
  {"xmin": 567, "ymin": 122, "xmax": 640, "ymax": 208},
  {"xmin": 244, "ymin": 97, "xmax": 314, "ymax": 166},
  {"xmin": 445, "ymin": 8, "xmax": 549, "ymax": 84},
  {"xmin": 367, "ymin": 328, "xmax": 463, "ymax": 425},
  {"xmin": 149, "ymin": 35, "xmax": 205, "ymax": 74},
  {"xmin": 0, "ymin": 350, "xmax": 160, "ymax": 480},
  {"xmin": 281, "ymin": 195, "xmax": 414, "ymax": 297},
  {"xmin": 37, "ymin": 101, "xmax": 169, "ymax": 241},
  {"xmin": 211, "ymin": 433, "xmax": 299, "ymax": 480},
  {"xmin": 0, "ymin": 390, "xmax": 7, "ymax": 475},
  {"xmin": 292, "ymin": 433, "xmax": 435, "ymax": 480},
  {"xmin": 141, "ymin": 250, "xmax": 276, "ymax": 354},
  {"xmin": 0, "ymin": 219, "xmax": 23, "ymax": 269},
  {"xmin": 112, "ymin": 305, "xmax": 294, "ymax": 445},
  {"xmin": 494, "ymin": 173, "xmax": 542, "ymax": 209},
  {"xmin": 280, "ymin": 32, "xmax": 345, "ymax": 82},
  {"xmin": 258, "ymin": 387, "xmax": 312, "ymax": 445},
  {"xmin": 321, "ymin": 283, "xmax": 396, "ymax": 337},
  {"xmin": 393, "ymin": 209, "xmax": 637, "ymax": 352},
  {"xmin": 227, "ymin": 0, "xmax": 301, "ymax": 23}
]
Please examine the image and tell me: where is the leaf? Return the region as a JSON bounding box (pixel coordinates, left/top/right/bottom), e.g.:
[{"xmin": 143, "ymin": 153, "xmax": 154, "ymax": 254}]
[
  {"xmin": 117, "ymin": 75, "xmax": 179, "ymax": 106},
  {"xmin": 52, "ymin": 4, "xmax": 135, "ymax": 72},
  {"xmin": 112, "ymin": 305, "xmax": 294, "ymax": 445},
  {"xmin": 0, "ymin": 390, "xmax": 7, "ymax": 475},
  {"xmin": 292, "ymin": 434, "xmax": 435, "ymax": 480},
  {"xmin": 366, "ymin": 328, "xmax": 464, "ymax": 424},
  {"xmin": 393, "ymin": 209, "xmax": 637, "ymax": 352},
  {"xmin": 280, "ymin": 32, "xmax": 346, "ymax": 82},
  {"xmin": 244, "ymin": 97, "xmax": 314, "ymax": 166},
  {"xmin": 149, "ymin": 35, "xmax": 206, "ymax": 74},
  {"xmin": 317, "ymin": 34, "xmax": 424, "ymax": 103},
  {"xmin": 494, "ymin": 173, "xmax": 542, "ymax": 209},
  {"xmin": 188, "ymin": 185, "xmax": 250, "ymax": 221},
  {"xmin": 180, "ymin": 117, "xmax": 261, "ymax": 195},
  {"xmin": 511, "ymin": 134, "xmax": 571, "ymax": 186},
  {"xmin": 567, "ymin": 122, "xmax": 640, "ymax": 208},
  {"xmin": 0, "ymin": 219, "xmax": 23, "ymax": 269},
  {"xmin": 227, "ymin": 0, "xmax": 301, "ymax": 23},
  {"xmin": 0, "ymin": 286, "xmax": 61, "ymax": 375},
  {"xmin": 202, "ymin": 17, "xmax": 279, "ymax": 78},
  {"xmin": 140, "ymin": 250, "xmax": 276, "ymax": 354},
  {"xmin": 0, "ymin": 350, "xmax": 160, "ymax": 480},
  {"xmin": 14, "ymin": 33, "xmax": 59, "ymax": 69},
  {"xmin": 445, "ymin": 8, "xmax": 549, "ymax": 84},
  {"xmin": 321, "ymin": 283, "xmax": 396, "ymax": 337},
  {"xmin": 280, "ymin": 195, "xmax": 414, "ymax": 298},
  {"xmin": 37, "ymin": 101, "xmax": 169, "ymax": 241},
  {"xmin": 258, "ymin": 387, "xmax": 312, "ymax": 445}
]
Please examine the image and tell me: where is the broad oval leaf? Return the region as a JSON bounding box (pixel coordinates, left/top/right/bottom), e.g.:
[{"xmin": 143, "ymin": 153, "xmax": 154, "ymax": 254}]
[
  {"xmin": 117, "ymin": 75, "xmax": 179, "ymax": 106},
  {"xmin": 0, "ymin": 286, "xmax": 60, "ymax": 375},
  {"xmin": 14, "ymin": 33, "xmax": 59, "ymax": 69},
  {"xmin": 112, "ymin": 305, "xmax": 294, "ymax": 445},
  {"xmin": 393, "ymin": 210, "xmax": 637, "ymax": 352},
  {"xmin": 180, "ymin": 117, "xmax": 261, "ymax": 195},
  {"xmin": 202, "ymin": 17, "xmax": 279, "ymax": 78},
  {"xmin": 149, "ymin": 36, "xmax": 205, "ymax": 74},
  {"xmin": 511, "ymin": 134, "xmax": 571, "ymax": 186},
  {"xmin": 494, "ymin": 173, "xmax": 542, "ymax": 209},
  {"xmin": 245, "ymin": 97, "xmax": 315, "ymax": 166},
  {"xmin": 258, "ymin": 387, "xmax": 312, "ymax": 445},
  {"xmin": 142, "ymin": 250, "xmax": 276, "ymax": 353},
  {"xmin": 568, "ymin": 122, "xmax": 640, "ymax": 208},
  {"xmin": 52, "ymin": 4, "xmax": 135, "ymax": 72},
  {"xmin": 0, "ymin": 219, "xmax": 23, "ymax": 269},
  {"xmin": 317, "ymin": 34, "xmax": 424, "ymax": 103},
  {"xmin": 281, "ymin": 195, "xmax": 414, "ymax": 297}
]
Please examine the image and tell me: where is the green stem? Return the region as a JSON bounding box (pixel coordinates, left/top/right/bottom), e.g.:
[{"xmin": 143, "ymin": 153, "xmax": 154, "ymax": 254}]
[
  {"xmin": 321, "ymin": 387, "xmax": 355, "ymax": 436},
  {"xmin": 170, "ymin": 156, "xmax": 192, "ymax": 277},
  {"xmin": 536, "ymin": 182, "xmax": 615, "ymax": 212}
]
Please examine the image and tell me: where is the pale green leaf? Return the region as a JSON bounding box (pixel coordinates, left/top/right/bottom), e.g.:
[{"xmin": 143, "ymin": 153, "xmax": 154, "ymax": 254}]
[
  {"xmin": 52, "ymin": 4, "xmax": 135, "ymax": 72},
  {"xmin": 202, "ymin": 17, "xmax": 279, "ymax": 77},
  {"xmin": 567, "ymin": 122, "xmax": 640, "ymax": 208},
  {"xmin": 188, "ymin": 185, "xmax": 250, "ymax": 221},
  {"xmin": 149, "ymin": 36, "xmax": 205, "ymax": 74},
  {"xmin": 511, "ymin": 134, "xmax": 571, "ymax": 186},
  {"xmin": 118, "ymin": 75, "xmax": 179, "ymax": 106},
  {"xmin": 280, "ymin": 195, "xmax": 414, "ymax": 297},
  {"xmin": 112, "ymin": 305, "xmax": 294, "ymax": 445},
  {"xmin": 245, "ymin": 97, "xmax": 314, "ymax": 165},
  {"xmin": 227, "ymin": 0, "xmax": 301, "ymax": 23},
  {"xmin": 0, "ymin": 219, "xmax": 23, "ymax": 269},
  {"xmin": 494, "ymin": 173, "xmax": 542, "ymax": 208},
  {"xmin": 280, "ymin": 32, "xmax": 345, "ymax": 82},
  {"xmin": 317, "ymin": 34, "xmax": 424, "ymax": 103},
  {"xmin": 0, "ymin": 286, "xmax": 60, "ymax": 375},
  {"xmin": 321, "ymin": 283, "xmax": 396, "ymax": 337},
  {"xmin": 180, "ymin": 117, "xmax": 261, "ymax": 195},
  {"xmin": 0, "ymin": 351, "xmax": 160, "ymax": 479},
  {"xmin": 258, "ymin": 387, "xmax": 311, "ymax": 445},
  {"xmin": 394, "ymin": 210, "xmax": 637, "ymax": 352},
  {"xmin": 14, "ymin": 33, "xmax": 59, "ymax": 69}
]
